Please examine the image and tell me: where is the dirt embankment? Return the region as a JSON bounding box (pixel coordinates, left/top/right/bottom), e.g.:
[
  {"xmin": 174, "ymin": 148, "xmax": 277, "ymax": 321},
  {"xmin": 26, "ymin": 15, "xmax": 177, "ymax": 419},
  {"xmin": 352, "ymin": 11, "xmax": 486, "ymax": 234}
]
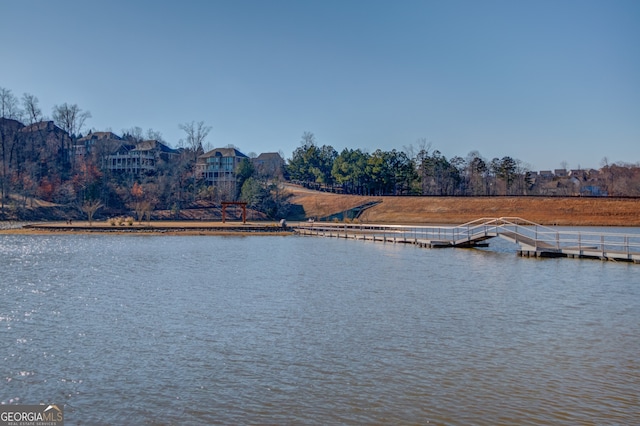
[
  {"xmin": 3, "ymin": 187, "xmax": 639, "ymax": 227},
  {"xmin": 286, "ymin": 187, "xmax": 640, "ymax": 226}
]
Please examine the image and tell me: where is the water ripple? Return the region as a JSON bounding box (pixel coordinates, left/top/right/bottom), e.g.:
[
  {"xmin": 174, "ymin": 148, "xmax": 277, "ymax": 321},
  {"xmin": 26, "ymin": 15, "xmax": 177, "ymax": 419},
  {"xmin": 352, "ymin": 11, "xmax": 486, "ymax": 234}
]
[{"xmin": 0, "ymin": 234, "xmax": 638, "ymax": 424}]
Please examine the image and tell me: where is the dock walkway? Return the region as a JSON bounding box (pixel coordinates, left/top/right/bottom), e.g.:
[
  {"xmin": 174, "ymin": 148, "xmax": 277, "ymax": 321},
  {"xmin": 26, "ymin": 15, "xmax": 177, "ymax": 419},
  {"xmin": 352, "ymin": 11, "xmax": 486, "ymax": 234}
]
[{"xmin": 294, "ymin": 217, "xmax": 640, "ymax": 263}]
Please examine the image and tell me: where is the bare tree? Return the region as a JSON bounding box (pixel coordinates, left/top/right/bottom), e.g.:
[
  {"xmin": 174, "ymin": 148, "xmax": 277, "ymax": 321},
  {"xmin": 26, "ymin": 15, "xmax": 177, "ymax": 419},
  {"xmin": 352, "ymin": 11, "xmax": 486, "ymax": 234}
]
[
  {"xmin": 146, "ymin": 128, "xmax": 164, "ymax": 141},
  {"xmin": 179, "ymin": 121, "xmax": 211, "ymax": 158},
  {"xmin": 22, "ymin": 93, "xmax": 43, "ymax": 124},
  {"xmin": 0, "ymin": 108, "xmax": 25, "ymax": 216},
  {"xmin": 81, "ymin": 199, "xmax": 103, "ymax": 225},
  {"xmin": 123, "ymin": 126, "xmax": 144, "ymax": 142},
  {"xmin": 179, "ymin": 121, "xmax": 212, "ymax": 202},
  {"xmin": 0, "ymin": 120, "xmax": 19, "ymax": 216},
  {"xmin": 52, "ymin": 103, "xmax": 91, "ymax": 137},
  {"xmin": 301, "ymin": 131, "xmax": 316, "ymax": 147},
  {"xmin": 141, "ymin": 197, "xmax": 158, "ymax": 225},
  {"xmin": 0, "ymin": 87, "xmax": 22, "ymax": 120}
]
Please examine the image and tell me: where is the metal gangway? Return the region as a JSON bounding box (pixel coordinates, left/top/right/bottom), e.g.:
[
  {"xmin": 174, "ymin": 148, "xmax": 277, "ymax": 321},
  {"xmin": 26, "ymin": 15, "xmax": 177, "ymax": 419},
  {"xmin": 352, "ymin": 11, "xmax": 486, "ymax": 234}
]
[{"xmin": 294, "ymin": 217, "xmax": 640, "ymax": 263}]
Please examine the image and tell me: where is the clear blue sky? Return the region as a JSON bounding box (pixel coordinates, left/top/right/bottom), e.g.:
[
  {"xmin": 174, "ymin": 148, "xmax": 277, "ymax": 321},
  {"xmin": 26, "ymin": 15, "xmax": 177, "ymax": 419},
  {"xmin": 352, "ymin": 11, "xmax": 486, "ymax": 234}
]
[{"xmin": 1, "ymin": 0, "xmax": 638, "ymax": 170}]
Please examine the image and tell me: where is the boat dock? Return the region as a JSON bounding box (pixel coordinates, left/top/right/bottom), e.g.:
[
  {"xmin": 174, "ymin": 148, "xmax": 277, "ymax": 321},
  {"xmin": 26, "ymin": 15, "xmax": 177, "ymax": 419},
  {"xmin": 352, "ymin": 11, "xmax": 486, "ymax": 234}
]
[{"xmin": 293, "ymin": 217, "xmax": 640, "ymax": 263}]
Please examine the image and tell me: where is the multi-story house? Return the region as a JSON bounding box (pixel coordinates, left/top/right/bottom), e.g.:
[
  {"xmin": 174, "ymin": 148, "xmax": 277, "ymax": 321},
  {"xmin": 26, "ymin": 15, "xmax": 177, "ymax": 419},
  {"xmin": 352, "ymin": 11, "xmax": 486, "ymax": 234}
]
[
  {"xmin": 103, "ymin": 139, "xmax": 178, "ymax": 175},
  {"xmin": 19, "ymin": 120, "xmax": 73, "ymax": 158},
  {"xmin": 252, "ymin": 152, "xmax": 285, "ymax": 179},
  {"xmin": 196, "ymin": 147, "xmax": 249, "ymax": 186},
  {"xmin": 73, "ymin": 131, "xmax": 122, "ymax": 159},
  {"xmin": 18, "ymin": 121, "xmax": 74, "ymax": 175}
]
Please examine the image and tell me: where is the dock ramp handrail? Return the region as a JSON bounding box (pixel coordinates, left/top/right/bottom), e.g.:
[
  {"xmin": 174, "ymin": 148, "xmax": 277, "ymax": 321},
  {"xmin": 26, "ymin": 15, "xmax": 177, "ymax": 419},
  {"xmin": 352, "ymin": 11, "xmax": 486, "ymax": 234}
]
[{"xmin": 294, "ymin": 217, "xmax": 640, "ymax": 261}]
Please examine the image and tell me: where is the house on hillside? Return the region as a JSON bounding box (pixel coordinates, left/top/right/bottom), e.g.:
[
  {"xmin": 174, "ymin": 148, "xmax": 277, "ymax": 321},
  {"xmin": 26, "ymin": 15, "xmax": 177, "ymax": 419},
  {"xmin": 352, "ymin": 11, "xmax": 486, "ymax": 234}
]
[
  {"xmin": 19, "ymin": 120, "xmax": 73, "ymax": 150},
  {"xmin": 252, "ymin": 152, "xmax": 285, "ymax": 179},
  {"xmin": 196, "ymin": 147, "xmax": 248, "ymax": 187},
  {"xmin": 569, "ymin": 169, "xmax": 587, "ymax": 180},
  {"xmin": 18, "ymin": 121, "xmax": 74, "ymax": 169},
  {"xmin": 538, "ymin": 170, "xmax": 554, "ymax": 180},
  {"xmin": 103, "ymin": 139, "xmax": 178, "ymax": 175},
  {"xmin": 73, "ymin": 131, "xmax": 122, "ymax": 159}
]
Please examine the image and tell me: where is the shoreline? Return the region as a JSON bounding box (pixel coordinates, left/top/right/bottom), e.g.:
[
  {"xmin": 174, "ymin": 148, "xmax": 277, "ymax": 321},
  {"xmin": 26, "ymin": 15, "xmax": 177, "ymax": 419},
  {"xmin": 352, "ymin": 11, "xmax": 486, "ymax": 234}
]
[
  {"xmin": 2, "ymin": 217, "xmax": 639, "ymax": 236},
  {"xmin": 3, "ymin": 193, "xmax": 640, "ymax": 229},
  {"xmin": 0, "ymin": 221, "xmax": 294, "ymax": 236}
]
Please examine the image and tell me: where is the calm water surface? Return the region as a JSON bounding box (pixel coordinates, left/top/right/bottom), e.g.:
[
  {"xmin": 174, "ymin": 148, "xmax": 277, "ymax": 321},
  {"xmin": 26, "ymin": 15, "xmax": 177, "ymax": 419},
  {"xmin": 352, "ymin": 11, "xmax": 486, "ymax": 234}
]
[{"xmin": 1, "ymin": 233, "xmax": 639, "ymax": 425}]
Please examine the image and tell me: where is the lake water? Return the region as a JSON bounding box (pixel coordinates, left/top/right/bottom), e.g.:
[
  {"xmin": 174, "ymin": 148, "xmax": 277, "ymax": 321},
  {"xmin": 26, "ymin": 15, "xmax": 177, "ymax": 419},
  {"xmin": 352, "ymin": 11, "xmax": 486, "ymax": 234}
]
[{"xmin": 1, "ymin": 232, "xmax": 639, "ymax": 425}]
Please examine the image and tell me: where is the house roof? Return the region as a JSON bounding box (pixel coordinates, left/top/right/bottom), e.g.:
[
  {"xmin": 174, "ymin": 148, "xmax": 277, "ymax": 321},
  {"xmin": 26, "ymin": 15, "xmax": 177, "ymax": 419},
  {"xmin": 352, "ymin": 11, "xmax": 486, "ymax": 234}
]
[
  {"xmin": 111, "ymin": 142, "xmax": 136, "ymax": 154},
  {"xmin": 19, "ymin": 120, "xmax": 61, "ymax": 134},
  {"xmin": 135, "ymin": 140, "xmax": 178, "ymax": 154},
  {"xmin": 199, "ymin": 147, "xmax": 248, "ymax": 159},
  {"xmin": 0, "ymin": 117, "xmax": 24, "ymax": 132},
  {"xmin": 106, "ymin": 140, "xmax": 179, "ymax": 155},
  {"xmin": 255, "ymin": 152, "xmax": 284, "ymax": 161},
  {"xmin": 78, "ymin": 131, "xmax": 122, "ymax": 142}
]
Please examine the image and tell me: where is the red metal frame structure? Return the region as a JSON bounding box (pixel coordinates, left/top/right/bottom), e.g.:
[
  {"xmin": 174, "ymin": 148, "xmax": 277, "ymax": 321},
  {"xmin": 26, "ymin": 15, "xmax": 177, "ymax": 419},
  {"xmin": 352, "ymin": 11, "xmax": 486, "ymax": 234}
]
[{"xmin": 221, "ymin": 201, "xmax": 248, "ymax": 223}]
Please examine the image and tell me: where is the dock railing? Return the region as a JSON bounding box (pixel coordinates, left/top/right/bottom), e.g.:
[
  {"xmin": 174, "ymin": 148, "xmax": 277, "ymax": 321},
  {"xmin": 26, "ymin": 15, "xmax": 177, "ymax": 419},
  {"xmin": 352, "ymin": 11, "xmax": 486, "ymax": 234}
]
[
  {"xmin": 295, "ymin": 217, "xmax": 640, "ymax": 259},
  {"xmin": 486, "ymin": 217, "xmax": 640, "ymax": 257}
]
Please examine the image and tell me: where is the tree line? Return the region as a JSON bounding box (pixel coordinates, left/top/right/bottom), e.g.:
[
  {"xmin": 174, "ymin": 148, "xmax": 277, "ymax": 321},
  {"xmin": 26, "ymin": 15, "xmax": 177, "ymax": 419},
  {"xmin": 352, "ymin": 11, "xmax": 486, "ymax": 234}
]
[{"xmin": 287, "ymin": 132, "xmax": 640, "ymax": 197}]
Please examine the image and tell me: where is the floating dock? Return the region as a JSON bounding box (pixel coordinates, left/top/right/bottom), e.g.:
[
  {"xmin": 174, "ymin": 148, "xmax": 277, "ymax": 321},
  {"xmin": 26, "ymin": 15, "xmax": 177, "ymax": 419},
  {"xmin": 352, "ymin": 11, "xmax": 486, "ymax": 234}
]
[{"xmin": 294, "ymin": 217, "xmax": 640, "ymax": 263}]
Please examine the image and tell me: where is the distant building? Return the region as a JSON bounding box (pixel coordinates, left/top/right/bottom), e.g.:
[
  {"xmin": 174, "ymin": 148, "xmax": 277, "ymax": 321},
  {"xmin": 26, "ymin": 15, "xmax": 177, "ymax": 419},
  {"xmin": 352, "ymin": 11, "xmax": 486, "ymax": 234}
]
[
  {"xmin": 19, "ymin": 120, "xmax": 73, "ymax": 151},
  {"xmin": 74, "ymin": 131, "xmax": 122, "ymax": 159},
  {"xmin": 252, "ymin": 152, "xmax": 285, "ymax": 179},
  {"xmin": 569, "ymin": 169, "xmax": 589, "ymax": 180},
  {"xmin": 19, "ymin": 120, "xmax": 63, "ymax": 134},
  {"xmin": 554, "ymin": 169, "xmax": 568, "ymax": 177},
  {"xmin": 196, "ymin": 147, "xmax": 249, "ymax": 186},
  {"xmin": 526, "ymin": 171, "xmax": 538, "ymax": 184},
  {"xmin": 18, "ymin": 121, "xmax": 74, "ymax": 168},
  {"xmin": 586, "ymin": 168, "xmax": 600, "ymax": 178},
  {"xmin": 103, "ymin": 139, "xmax": 178, "ymax": 175},
  {"xmin": 580, "ymin": 185, "xmax": 607, "ymax": 197}
]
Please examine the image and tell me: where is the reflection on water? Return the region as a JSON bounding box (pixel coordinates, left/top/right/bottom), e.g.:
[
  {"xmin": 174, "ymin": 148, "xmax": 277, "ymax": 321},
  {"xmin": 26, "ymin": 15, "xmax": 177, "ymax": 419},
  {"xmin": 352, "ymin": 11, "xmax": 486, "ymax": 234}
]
[{"xmin": 1, "ymin": 234, "xmax": 639, "ymax": 424}]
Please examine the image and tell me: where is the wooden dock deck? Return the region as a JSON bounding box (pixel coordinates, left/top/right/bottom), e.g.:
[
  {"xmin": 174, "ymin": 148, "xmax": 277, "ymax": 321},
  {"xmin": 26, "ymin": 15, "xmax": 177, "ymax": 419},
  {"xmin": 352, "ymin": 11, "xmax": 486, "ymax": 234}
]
[{"xmin": 294, "ymin": 217, "xmax": 640, "ymax": 263}]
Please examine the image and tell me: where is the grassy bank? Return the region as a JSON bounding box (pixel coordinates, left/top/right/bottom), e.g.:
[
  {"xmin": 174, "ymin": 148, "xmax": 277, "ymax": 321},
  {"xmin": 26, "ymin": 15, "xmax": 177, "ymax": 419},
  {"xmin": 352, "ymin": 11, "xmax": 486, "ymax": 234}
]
[
  {"xmin": 286, "ymin": 187, "xmax": 640, "ymax": 226},
  {"xmin": 2, "ymin": 186, "xmax": 639, "ymax": 230}
]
